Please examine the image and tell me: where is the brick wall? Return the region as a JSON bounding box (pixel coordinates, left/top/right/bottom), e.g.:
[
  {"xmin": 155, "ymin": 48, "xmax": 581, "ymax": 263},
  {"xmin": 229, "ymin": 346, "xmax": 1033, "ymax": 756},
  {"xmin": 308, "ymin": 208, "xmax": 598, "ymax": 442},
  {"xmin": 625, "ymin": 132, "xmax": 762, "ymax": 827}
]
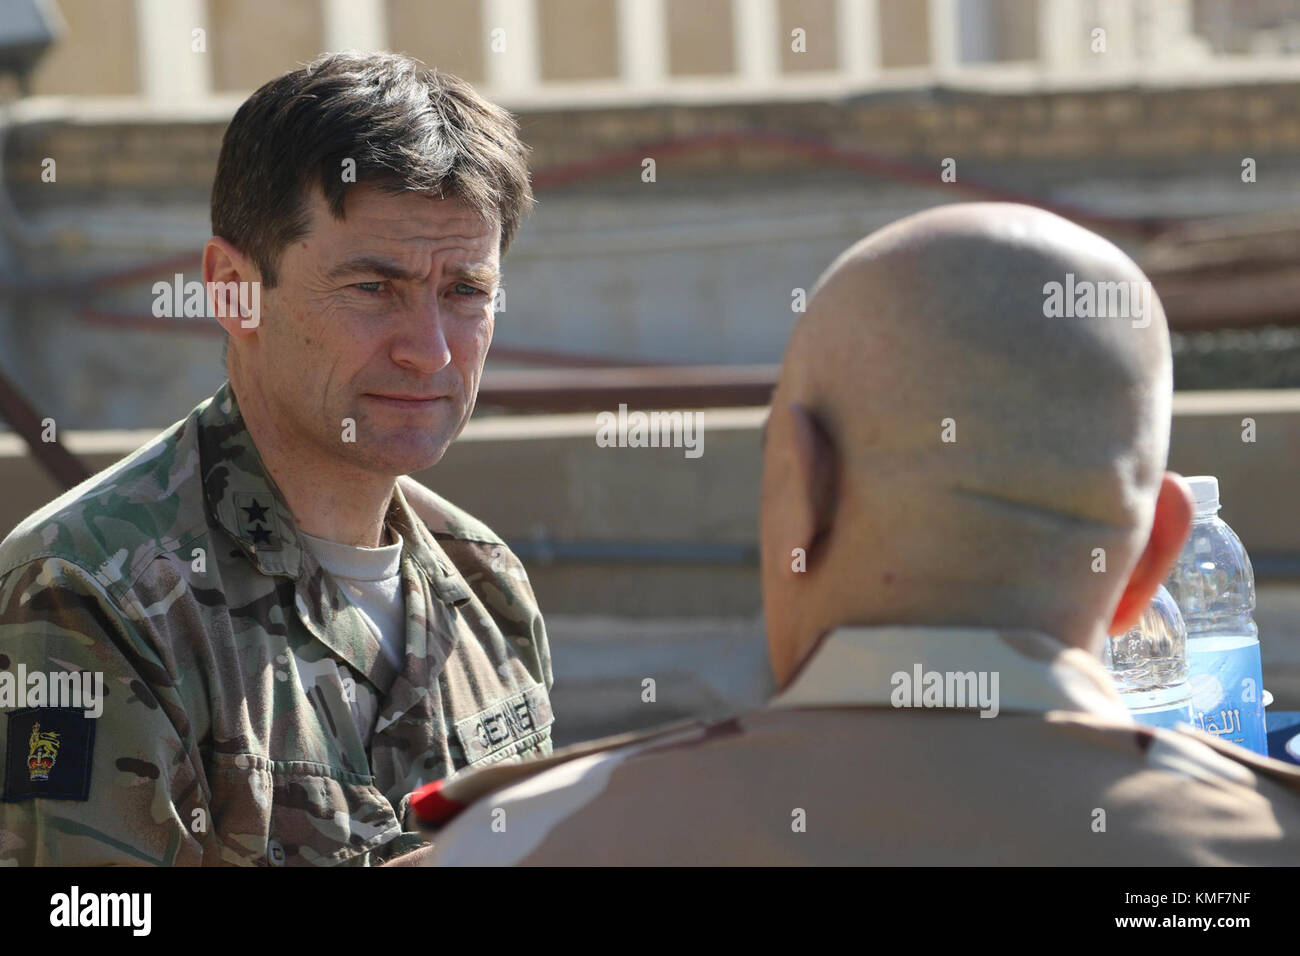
[{"xmin": 6, "ymin": 81, "xmax": 1299, "ymax": 207}]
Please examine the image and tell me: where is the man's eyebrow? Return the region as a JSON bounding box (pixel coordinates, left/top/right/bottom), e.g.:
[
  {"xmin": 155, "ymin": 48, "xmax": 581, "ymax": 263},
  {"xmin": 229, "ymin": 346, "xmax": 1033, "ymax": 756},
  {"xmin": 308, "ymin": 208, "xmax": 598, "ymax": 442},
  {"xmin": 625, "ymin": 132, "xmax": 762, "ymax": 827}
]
[
  {"xmin": 450, "ymin": 264, "xmax": 502, "ymax": 290},
  {"xmin": 325, "ymin": 256, "xmax": 425, "ymax": 282},
  {"xmin": 326, "ymin": 256, "xmax": 501, "ymax": 290}
]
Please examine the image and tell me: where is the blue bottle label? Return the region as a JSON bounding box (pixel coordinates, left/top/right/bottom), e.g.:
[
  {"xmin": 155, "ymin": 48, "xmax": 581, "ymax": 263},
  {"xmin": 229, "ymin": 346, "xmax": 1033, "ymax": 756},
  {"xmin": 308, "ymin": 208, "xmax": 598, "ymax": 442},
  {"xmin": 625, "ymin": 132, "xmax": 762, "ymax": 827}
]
[
  {"xmin": 1187, "ymin": 638, "xmax": 1268, "ymax": 755},
  {"xmin": 1133, "ymin": 702, "xmax": 1194, "ymax": 731}
]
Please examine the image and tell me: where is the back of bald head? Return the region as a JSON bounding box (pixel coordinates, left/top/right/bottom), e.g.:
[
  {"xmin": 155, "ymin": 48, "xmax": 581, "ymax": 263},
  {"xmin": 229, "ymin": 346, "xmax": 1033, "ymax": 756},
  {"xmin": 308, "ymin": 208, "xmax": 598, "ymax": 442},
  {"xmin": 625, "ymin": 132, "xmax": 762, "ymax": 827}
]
[{"xmin": 778, "ymin": 203, "xmax": 1172, "ymax": 637}]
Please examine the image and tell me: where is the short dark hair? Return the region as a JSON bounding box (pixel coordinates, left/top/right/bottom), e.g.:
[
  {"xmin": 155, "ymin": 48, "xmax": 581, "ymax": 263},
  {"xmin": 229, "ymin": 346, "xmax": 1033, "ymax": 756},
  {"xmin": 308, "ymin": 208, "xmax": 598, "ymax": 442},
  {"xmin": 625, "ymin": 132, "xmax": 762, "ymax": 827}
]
[{"xmin": 210, "ymin": 51, "xmax": 533, "ymax": 288}]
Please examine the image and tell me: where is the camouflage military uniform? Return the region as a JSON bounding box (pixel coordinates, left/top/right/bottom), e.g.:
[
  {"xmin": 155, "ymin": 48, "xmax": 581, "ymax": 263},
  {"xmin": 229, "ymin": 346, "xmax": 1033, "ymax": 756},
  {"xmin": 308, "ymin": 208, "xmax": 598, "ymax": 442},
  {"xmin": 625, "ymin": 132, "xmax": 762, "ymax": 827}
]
[
  {"xmin": 420, "ymin": 626, "xmax": 1300, "ymax": 865},
  {"xmin": 0, "ymin": 382, "xmax": 553, "ymax": 866}
]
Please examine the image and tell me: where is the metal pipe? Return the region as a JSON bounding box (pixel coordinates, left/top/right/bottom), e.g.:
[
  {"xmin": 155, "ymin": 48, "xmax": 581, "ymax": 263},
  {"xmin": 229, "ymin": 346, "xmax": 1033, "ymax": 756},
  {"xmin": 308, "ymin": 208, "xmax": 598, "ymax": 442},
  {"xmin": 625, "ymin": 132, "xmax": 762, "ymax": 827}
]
[
  {"xmin": 505, "ymin": 542, "xmax": 1300, "ymax": 580},
  {"xmin": 0, "ymin": 366, "xmax": 90, "ymax": 490},
  {"xmin": 507, "ymin": 535, "xmax": 758, "ymax": 566},
  {"xmin": 478, "ymin": 365, "xmax": 778, "ymax": 411}
]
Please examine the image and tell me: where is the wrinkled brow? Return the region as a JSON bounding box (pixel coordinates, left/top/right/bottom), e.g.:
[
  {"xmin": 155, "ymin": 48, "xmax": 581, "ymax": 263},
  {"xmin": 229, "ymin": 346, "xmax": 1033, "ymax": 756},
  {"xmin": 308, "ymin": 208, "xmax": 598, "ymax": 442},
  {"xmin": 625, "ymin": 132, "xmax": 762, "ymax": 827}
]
[
  {"xmin": 325, "ymin": 255, "xmax": 423, "ymax": 282},
  {"xmin": 325, "ymin": 256, "xmax": 500, "ymax": 289},
  {"xmin": 449, "ymin": 264, "xmax": 502, "ymax": 290}
]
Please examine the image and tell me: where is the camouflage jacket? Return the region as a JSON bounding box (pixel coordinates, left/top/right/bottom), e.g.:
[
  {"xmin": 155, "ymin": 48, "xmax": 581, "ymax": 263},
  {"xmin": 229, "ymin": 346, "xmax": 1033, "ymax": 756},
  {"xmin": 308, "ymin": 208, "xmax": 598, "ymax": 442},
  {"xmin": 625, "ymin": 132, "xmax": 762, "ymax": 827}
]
[
  {"xmin": 0, "ymin": 382, "xmax": 553, "ymax": 866},
  {"xmin": 420, "ymin": 626, "xmax": 1300, "ymax": 865}
]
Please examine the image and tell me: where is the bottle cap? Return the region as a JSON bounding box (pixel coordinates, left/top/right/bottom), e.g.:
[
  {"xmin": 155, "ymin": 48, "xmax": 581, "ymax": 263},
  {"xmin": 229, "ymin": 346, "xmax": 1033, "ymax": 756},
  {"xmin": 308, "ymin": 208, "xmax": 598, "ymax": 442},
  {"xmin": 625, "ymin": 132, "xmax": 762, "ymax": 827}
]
[{"xmin": 1185, "ymin": 475, "xmax": 1220, "ymax": 515}]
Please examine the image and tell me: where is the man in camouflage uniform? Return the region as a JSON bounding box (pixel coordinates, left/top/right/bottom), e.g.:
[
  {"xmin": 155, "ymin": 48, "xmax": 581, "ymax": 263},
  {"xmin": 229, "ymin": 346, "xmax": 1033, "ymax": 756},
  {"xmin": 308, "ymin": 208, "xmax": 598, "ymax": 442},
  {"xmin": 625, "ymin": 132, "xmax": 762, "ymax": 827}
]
[
  {"xmin": 0, "ymin": 53, "xmax": 552, "ymax": 866},
  {"xmin": 416, "ymin": 204, "xmax": 1300, "ymax": 865}
]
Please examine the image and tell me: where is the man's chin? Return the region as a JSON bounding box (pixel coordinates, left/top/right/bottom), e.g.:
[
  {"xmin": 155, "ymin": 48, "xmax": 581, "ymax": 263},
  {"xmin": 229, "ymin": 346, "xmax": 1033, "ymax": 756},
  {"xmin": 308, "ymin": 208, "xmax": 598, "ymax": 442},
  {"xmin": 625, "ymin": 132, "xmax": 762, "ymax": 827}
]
[{"xmin": 350, "ymin": 433, "xmax": 453, "ymax": 477}]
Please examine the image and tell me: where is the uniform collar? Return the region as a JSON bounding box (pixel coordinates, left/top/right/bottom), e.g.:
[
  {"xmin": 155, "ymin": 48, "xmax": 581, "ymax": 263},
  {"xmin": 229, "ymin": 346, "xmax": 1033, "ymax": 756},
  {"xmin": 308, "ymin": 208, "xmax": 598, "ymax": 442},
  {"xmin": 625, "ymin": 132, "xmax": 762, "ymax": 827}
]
[
  {"xmin": 198, "ymin": 381, "xmax": 303, "ymax": 577},
  {"xmin": 196, "ymin": 381, "xmax": 473, "ymax": 607},
  {"xmin": 769, "ymin": 624, "xmax": 1132, "ymax": 720},
  {"xmin": 386, "ymin": 480, "xmax": 473, "ymax": 607}
]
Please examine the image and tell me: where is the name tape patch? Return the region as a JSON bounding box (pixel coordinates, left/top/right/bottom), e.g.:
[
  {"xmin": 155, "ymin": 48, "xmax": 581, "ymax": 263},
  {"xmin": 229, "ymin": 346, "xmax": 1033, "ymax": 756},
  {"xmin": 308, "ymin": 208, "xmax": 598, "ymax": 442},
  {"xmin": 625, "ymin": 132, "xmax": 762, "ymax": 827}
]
[{"xmin": 454, "ymin": 684, "xmax": 553, "ymax": 765}]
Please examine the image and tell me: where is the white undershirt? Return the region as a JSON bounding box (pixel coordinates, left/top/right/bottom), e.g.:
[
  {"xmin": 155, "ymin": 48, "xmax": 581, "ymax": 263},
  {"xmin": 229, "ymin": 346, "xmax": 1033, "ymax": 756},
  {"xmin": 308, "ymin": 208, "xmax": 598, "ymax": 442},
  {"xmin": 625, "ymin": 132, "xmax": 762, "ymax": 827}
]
[{"xmin": 300, "ymin": 528, "xmax": 406, "ymax": 745}]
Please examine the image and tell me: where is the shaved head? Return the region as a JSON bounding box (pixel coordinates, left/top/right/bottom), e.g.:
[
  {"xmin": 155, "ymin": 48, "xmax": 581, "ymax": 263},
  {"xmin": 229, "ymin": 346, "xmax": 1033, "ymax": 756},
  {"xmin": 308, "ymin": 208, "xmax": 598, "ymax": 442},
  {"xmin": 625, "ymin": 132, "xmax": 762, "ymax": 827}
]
[{"xmin": 761, "ymin": 203, "xmax": 1191, "ymax": 685}]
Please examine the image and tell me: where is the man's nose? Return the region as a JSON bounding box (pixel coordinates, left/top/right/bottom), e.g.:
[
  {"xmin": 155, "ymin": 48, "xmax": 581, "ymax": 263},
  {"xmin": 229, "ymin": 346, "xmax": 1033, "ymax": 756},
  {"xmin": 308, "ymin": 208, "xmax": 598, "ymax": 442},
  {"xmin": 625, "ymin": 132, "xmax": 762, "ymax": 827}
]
[{"xmin": 391, "ymin": 297, "xmax": 453, "ymax": 374}]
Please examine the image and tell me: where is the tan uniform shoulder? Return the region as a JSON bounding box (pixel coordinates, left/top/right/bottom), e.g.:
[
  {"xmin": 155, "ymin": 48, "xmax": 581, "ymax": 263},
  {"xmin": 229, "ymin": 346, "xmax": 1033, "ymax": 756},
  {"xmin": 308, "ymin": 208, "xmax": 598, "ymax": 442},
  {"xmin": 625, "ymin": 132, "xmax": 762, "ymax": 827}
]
[
  {"xmin": 1045, "ymin": 709, "xmax": 1300, "ymax": 796},
  {"xmin": 398, "ymin": 476, "xmax": 505, "ymax": 545}
]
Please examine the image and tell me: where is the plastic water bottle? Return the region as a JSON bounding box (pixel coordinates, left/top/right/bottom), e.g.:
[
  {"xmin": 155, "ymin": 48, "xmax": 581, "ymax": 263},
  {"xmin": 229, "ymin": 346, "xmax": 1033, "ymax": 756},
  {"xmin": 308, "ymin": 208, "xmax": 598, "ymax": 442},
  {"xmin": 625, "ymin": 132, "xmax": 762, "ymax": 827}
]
[
  {"xmin": 1103, "ymin": 584, "xmax": 1193, "ymax": 729},
  {"xmin": 1163, "ymin": 476, "xmax": 1268, "ymax": 754}
]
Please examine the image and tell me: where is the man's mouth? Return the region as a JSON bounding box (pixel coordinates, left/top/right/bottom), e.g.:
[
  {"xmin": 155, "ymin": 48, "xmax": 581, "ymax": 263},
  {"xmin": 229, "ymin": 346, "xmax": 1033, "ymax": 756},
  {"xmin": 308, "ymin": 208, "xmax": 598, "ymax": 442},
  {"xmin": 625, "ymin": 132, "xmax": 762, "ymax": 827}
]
[{"xmin": 365, "ymin": 393, "xmax": 448, "ymax": 409}]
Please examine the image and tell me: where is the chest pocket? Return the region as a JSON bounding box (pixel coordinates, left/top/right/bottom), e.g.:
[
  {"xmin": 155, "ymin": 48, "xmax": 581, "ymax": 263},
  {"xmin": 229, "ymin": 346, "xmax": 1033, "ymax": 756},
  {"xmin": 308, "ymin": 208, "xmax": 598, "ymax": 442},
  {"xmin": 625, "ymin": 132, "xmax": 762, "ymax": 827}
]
[{"xmin": 204, "ymin": 752, "xmax": 402, "ymax": 866}]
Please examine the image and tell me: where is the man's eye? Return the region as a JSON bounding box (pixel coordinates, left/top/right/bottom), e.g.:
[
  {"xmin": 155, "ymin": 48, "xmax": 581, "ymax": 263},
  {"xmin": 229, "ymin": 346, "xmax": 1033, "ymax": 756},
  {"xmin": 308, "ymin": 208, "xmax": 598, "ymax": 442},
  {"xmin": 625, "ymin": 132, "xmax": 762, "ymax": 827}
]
[
  {"xmin": 452, "ymin": 283, "xmax": 484, "ymax": 297},
  {"xmin": 354, "ymin": 281, "xmax": 385, "ymax": 293}
]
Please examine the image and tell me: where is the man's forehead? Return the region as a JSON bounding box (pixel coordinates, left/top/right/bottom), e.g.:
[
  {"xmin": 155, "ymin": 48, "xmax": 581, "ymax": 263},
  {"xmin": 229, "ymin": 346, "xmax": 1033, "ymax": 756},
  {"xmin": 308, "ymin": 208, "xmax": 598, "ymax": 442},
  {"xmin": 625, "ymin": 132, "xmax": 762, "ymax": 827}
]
[{"xmin": 307, "ymin": 184, "xmax": 500, "ymax": 249}]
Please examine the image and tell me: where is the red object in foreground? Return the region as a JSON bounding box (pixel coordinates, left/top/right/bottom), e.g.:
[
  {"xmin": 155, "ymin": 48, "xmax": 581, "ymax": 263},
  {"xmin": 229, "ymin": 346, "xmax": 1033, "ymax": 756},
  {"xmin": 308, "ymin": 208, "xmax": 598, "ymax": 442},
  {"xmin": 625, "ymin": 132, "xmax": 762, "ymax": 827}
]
[{"xmin": 409, "ymin": 778, "xmax": 467, "ymax": 829}]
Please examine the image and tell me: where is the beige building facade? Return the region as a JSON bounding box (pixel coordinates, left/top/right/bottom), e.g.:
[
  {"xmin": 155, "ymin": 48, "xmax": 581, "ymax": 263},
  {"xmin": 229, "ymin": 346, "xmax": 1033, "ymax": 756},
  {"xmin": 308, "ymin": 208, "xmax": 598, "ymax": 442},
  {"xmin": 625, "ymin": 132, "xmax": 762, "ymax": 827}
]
[{"xmin": 24, "ymin": 0, "xmax": 1267, "ymax": 106}]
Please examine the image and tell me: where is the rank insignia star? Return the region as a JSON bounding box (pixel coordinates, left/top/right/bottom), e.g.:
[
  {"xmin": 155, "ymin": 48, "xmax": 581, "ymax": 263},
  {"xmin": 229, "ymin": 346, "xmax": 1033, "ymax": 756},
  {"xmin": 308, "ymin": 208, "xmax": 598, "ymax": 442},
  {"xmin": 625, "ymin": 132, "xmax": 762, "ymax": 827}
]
[{"xmin": 234, "ymin": 492, "xmax": 282, "ymax": 551}]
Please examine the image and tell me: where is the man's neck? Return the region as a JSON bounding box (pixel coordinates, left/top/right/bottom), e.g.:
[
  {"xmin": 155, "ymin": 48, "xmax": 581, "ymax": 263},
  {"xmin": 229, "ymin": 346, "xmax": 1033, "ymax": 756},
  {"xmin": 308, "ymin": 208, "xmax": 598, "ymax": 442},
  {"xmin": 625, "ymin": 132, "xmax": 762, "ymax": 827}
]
[{"xmin": 230, "ymin": 375, "xmax": 395, "ymax": 548}]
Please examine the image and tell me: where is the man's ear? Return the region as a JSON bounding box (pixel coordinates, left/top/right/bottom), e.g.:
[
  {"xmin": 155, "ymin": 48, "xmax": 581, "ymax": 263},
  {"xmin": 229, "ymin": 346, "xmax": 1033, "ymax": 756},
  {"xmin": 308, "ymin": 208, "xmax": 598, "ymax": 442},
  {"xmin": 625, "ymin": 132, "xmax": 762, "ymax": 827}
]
[
  {"xmin": 1108, "ymin": 472, "xmax": 1195, "ymax": 636},
  {"xmin": 202, "ymin": 236, "xmax": 261, "ymax": 338},
  {"xmin": 785, "ymin": 401, "xmax": 840, "ymax": 572}
]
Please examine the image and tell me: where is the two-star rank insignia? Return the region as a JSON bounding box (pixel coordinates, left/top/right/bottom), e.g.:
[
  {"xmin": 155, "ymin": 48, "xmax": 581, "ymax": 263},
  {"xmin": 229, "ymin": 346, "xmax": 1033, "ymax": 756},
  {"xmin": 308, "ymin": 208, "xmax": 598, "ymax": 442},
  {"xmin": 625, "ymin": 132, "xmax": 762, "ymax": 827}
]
[{"xmin": 234, "ymin": 493, "xmax": 280, "ymax": 550}]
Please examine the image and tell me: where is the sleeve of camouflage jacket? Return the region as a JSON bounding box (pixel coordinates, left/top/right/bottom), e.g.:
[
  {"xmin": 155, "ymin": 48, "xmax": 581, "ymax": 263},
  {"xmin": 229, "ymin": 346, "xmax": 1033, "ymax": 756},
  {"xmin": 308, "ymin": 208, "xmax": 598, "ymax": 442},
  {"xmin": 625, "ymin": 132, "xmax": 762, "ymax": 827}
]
[{"xmin": 0, "ymin": 557, "xmax": 211, "ymax": 865}]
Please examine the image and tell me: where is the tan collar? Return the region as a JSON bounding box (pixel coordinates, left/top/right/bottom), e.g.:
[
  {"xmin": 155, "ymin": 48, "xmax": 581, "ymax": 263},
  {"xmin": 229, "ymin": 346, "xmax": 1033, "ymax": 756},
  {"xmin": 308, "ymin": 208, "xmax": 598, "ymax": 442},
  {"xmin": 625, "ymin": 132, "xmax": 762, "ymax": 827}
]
[{"xmin": 769, "ymin": 625, "xmax": 1132, "ymax": 720}]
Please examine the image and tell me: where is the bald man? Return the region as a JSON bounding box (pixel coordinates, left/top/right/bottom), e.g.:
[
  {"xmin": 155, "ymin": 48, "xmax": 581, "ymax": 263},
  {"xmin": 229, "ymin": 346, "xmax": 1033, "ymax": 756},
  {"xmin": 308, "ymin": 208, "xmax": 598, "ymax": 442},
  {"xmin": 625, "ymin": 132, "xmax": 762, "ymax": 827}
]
[{"xmin": 411, "ymin": 203, "xmax": 1300, "ymax": 865}]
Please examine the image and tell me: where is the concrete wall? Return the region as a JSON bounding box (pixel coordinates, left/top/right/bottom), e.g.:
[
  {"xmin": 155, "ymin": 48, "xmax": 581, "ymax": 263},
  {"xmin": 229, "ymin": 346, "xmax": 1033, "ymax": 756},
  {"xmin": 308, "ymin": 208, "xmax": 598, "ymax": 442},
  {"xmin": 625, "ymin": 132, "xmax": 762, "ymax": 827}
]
[
  {"xmin": 4, "ymin": 391, "xmax": 1300, "ymax": 728},
  {"xmin": 546, "ymin": 615, "xmax": 770, "ymax": 746},
  {"xmin": 551, "ymin": 589, "xmax": 1300, "ymax": 745},
  {"xmin": 5, "ymin": 393, "xmax": 1300, "ymax": 608}
]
